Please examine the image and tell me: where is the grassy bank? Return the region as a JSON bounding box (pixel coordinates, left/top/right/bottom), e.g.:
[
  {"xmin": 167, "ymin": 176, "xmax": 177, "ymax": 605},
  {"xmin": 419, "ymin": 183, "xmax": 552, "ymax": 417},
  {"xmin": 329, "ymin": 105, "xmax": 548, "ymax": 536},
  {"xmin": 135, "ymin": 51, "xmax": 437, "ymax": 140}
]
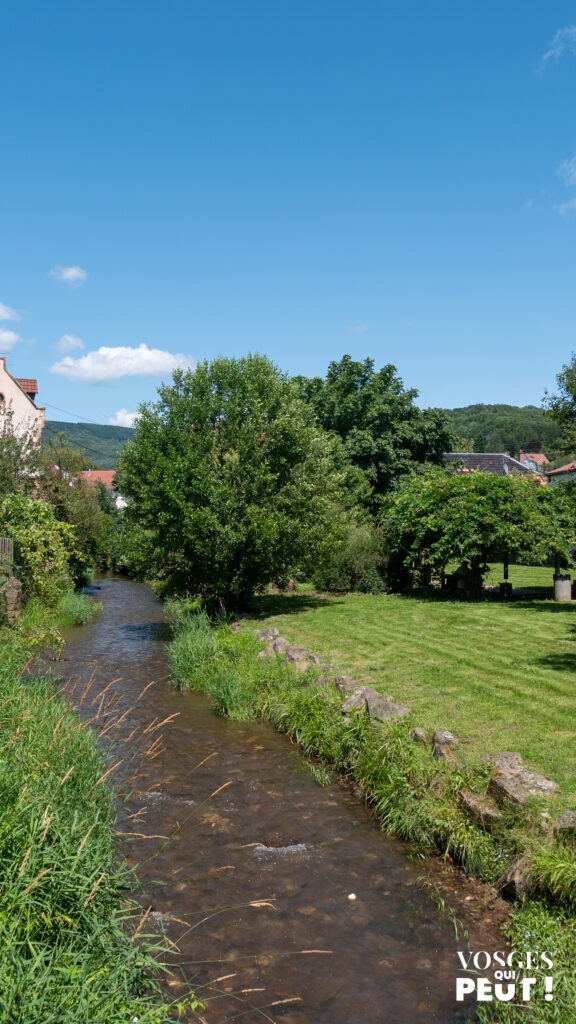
[
  {"xmin": 166, "ymin": 601, "xmax": 576, "ymax": 1023},
  {"xmin": 234, "ymin": 588, "xmax": 576, "ymax": 797},
  {"xmin": 0, "ymin": 595, "xmax": 193, "ymax": 1024}
]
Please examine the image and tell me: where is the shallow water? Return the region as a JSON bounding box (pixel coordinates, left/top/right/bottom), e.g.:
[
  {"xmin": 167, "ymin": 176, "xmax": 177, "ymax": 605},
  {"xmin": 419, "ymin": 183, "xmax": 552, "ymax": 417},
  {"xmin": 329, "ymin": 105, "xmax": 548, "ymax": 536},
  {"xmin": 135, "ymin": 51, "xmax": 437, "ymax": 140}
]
[{"xmin": 59, "ymin": 576, "xmax": 501, "ymax": 1023}]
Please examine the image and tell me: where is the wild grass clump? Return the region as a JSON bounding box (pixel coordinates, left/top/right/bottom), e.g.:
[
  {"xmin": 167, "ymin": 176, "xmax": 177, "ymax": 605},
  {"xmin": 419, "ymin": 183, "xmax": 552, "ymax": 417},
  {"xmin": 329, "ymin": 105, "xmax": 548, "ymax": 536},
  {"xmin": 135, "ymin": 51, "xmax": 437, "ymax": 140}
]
[
  {"xmin": 0, "ymin": 609, "xmax": 194, "ymax": 1022},
  {"xmin": 57, "ymin": 588, "xmax": 103, "ymax": 626}
]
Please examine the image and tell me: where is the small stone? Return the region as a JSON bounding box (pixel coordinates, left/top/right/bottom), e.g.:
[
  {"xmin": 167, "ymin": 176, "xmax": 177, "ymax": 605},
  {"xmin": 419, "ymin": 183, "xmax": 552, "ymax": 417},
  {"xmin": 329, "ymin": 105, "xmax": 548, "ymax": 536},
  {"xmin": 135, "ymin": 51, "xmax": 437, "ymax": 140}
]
[
  {"xmin": 485, "ymin": 751, "xmax": 523, "ymax": 770},
  {"xmin": 341, "ymin": 686, "xmax": 410, "ymax": 722},
  {"xmin": 432, "ymin": 730, "xmax": 458, "ymax": 747},
  {"xmin": 433, "ymin": 743, "xmax": 457, "ymax": 762},
  {"xmin": 411, "ymin": 728, "xmax": 428, "ymax": 744},
  {"xmin": 254, "ymin": 627, "xmax": 280, "ymax": 641},
  {"xmin": 270, "ymin": 637, "xmax": 288, "ymax": 652},
  {"xmin": 497, "ymin": 856, "xmax": 532, "ymax": 900},
  {"xmin": 333, "ymin": 675, "xmax": 356, "ymax": 694},
  {"xmin": 557, "ymin": 811, "xmax": 576, "ymax": 835},
  {"xmin": 284, "ymin": 646, "xmax": 321, "ymax": 669}
]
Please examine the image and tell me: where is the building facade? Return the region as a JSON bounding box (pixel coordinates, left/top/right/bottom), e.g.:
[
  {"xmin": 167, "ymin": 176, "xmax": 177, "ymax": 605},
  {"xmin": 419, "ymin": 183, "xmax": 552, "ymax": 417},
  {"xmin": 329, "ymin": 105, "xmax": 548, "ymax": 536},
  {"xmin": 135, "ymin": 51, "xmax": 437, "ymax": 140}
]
[{"xmin": 0, "ymin": 357, "xmax": 45, "ymax": 441}]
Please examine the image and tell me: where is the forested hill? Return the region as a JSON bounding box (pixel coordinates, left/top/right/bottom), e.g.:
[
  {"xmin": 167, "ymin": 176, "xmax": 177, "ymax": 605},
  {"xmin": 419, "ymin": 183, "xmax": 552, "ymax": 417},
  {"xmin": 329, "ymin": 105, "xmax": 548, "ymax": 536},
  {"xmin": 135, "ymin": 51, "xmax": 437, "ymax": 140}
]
[
  {"xmin": 43, "ymin": 403, "xmax": 564, "ymax": 469},
  {"xmin": 445, "ymin": 404, "xmax": 563, "ymax": 457},
  {"xmin": 42, "ymin": 421, "xmax": 135, "ymax": 468}
]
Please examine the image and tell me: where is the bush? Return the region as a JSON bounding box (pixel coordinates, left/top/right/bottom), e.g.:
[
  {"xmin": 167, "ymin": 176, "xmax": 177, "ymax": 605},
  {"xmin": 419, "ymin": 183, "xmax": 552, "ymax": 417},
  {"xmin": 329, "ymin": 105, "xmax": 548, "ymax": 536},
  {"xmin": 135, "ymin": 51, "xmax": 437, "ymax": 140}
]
[
  {"xmin": 0, "ymin": 495, "xmax": 78, "ymax": 606},
  {"xmin": 313, "ymin": 524, "xmax": 385, "ymax": 593}
]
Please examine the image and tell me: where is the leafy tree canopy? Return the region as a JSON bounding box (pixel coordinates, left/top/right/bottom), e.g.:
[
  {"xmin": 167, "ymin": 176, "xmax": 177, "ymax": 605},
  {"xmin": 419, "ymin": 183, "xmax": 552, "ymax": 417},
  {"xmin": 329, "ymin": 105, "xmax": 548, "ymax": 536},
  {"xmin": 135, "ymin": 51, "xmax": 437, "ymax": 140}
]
[
  {"xmin": 543, "ymin": 356, "xmax": 576, "ymax": 457},
  {"xmin": 117, "ymin": 354, "xmax": 365, "ymax": 607},
  {"xmin": 381, "ymin": 470, "xmax": 575, "ymax": 593},
  {"xmin": 294, "ymin": 355, "xmax": 457, "ymax": 507},
  {"xmin": 447, "ymin": 403, "xmax": 563, "ymax": 458}
]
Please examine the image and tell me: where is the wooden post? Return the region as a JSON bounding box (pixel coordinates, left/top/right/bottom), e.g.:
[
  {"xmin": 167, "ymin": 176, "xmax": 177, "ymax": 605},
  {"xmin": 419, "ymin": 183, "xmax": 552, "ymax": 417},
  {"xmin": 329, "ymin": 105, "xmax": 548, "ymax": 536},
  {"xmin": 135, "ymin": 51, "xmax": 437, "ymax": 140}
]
[{"xmin": 503, "ymin": 553, "xmax": 509, "ymax": 581}]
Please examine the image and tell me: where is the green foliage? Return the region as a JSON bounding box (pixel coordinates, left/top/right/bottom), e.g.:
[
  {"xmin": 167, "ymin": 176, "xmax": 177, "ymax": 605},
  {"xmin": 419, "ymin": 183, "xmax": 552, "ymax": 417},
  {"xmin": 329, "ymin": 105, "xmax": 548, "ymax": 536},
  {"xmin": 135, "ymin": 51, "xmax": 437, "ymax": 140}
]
[
  {"xmin": 42, "ymin": 421, "xmax": 134, "ymax": 470},
  {"xmin": 446, "ymin": 403, "xmax": 563, "ymax": 458},
  {"xmin": 544, "ymin": 355, "xmax": 576, "ymax": 456},
  {"xmin": 295, "ymin": 354, "xmax": 458, "ymax": 508},
  {"xmin": 35, "ymin": 436, "xmax": 112, "ymax": 580},
  {"xmin": 381, "ymin": 469, "xmax": 575, "ymax": 592},
  {"xmin": 0, "ymin": 406, "xmax": 40, "ymax": 498},
  {"xmin": 313, "ymin": 523, "xmax": 385, "ymax": 593},
  {"xmin": 117, "ymin": 354, "xmax": 363, "ymax": 607},
  {"xmin": 0, "ymin": 495, "xmax": 77, "ymax": 606},
  {"xmin": 57, "ymin": 590, "xmax": 102, "ymax": 626}
]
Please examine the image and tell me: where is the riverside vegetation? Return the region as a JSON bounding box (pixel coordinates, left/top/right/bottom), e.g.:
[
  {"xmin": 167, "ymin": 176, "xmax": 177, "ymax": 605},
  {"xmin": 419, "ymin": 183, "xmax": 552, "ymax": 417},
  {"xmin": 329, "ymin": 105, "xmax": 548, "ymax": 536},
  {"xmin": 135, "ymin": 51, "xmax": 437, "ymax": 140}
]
[
  {"xmin": 166, "ymin": 596, "xmax": 576, "ymax": 1024},
  {"xmin": 0, "ymin": 593, "xmax": 198, "ymax": 1023}
]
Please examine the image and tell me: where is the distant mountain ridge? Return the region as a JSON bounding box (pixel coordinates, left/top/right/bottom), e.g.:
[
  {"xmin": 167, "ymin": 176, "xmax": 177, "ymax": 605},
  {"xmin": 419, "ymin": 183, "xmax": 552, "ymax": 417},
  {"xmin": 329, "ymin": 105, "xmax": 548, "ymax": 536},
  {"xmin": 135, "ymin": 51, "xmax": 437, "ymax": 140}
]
[
  {"xmin": 42, "ymin": 403, "xmax": 565, "ymax": 471},
  {"xmin": 42, "ymin": 421, "xmax": 135, "ymax": 469}
]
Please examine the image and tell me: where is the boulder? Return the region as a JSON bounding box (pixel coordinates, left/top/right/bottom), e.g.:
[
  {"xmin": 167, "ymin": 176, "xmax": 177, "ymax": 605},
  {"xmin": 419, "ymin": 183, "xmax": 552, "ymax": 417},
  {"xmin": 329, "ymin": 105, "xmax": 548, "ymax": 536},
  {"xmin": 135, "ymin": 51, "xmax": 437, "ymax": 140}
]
[
  {"xmin": 488, "ymin": 754, "xmax": 558, "ymax": 807},
  {"xmin": 459, "ymin": 789, "xmax": 502, "ymax": 831},
  {"xmin": 254, "ymin": 627, "xmax": 280, "ymax": 641},
  {"xmin": 411, "ymin": 727, "xmax": 428, "ymax": 744},
  {"xmin": 497, "ymin": 856, "xmax": 532, "ymax": 900},
  {"xmin": 341, "ymin": 686, "xmax": 410, "ymax": 722}
]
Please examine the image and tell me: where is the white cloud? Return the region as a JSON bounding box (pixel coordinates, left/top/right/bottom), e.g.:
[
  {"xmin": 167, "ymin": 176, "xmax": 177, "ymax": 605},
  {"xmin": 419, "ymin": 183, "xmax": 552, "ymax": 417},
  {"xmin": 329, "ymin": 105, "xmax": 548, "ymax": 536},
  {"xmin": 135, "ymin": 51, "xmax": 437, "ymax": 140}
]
[
  {"xmin": 348, "ymin": 324, "xmax": 369, "ymax": 334},
  {"xmin": 49, "ymin": 265, "xmax": 88, "ymax": 286},
  {"xmin": 541, "ymin": 25, "xmax": 576, "ymax": 65},
  {"xmin": 558, "ymin": 156, "xmax": 576, "ymax": 186},
  {"xmin": 555, "ymin": 198, "xmax": 576, "ymax": 215},
  {"xmin": 0, "ymin": 301, "xmax": 19, "ymax": 322},
  {"xmin": 108, "ymin": 408, "xmax": 139, "ymax": 428},
  {"xmin": 50, "ymin": 343, "xmax": 196, "ymax": 383},
  {"xmin": 0, "ymin": 327, "xmax": 20, "ymax": 351},
  {"xmin": 55, "ymin": 333, "xmax": 85, "ymax": 353}
]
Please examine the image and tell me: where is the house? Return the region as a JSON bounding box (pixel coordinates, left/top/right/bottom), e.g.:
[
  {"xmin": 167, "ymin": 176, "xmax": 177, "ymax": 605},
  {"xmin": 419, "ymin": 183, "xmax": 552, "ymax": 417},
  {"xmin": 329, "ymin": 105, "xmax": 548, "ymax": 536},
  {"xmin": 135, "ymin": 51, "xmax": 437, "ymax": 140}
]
[
  {"xmin": 0, "ymin": 357, "xmax": 45, "ymax": 441},
  {"xmin": 518, "ymin": 449, "xmax": 550, "ymax": 472},
  {"xmin": 444, "ymin": 453, "xmax": 539, "ymax": 477},
  {"xmin": 546, "ymin": 461, "xmax": 576, "ymax": 486},
  {"xmin": 80, "ymin": 468, "xmax": 127, "ymax": 508}
]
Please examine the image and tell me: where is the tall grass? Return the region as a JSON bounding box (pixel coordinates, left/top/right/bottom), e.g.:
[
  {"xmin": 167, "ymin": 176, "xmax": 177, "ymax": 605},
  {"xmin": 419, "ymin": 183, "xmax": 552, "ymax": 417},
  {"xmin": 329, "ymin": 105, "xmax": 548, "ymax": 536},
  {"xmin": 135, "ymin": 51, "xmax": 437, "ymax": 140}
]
[{"xmin": 0, "ymin": 604, "xmax": 194, "ymax": 1022}]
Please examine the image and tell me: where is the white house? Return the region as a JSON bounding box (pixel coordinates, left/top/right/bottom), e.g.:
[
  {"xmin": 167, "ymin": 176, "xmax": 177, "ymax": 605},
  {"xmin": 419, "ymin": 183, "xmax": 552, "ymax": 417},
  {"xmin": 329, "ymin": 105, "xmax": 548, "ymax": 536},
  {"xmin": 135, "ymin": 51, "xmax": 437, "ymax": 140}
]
[{"xmin": 0, "ymin": 357, "xmax": 45, "ymax": 442}]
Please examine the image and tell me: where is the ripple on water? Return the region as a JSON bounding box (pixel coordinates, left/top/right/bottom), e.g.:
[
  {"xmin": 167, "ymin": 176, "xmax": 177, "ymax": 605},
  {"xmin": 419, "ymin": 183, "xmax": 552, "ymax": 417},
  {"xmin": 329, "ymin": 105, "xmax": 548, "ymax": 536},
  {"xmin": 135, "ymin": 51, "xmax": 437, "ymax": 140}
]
[{"xmin": 253, "ymin": 842, "xmax": 311, "ymax": 859}]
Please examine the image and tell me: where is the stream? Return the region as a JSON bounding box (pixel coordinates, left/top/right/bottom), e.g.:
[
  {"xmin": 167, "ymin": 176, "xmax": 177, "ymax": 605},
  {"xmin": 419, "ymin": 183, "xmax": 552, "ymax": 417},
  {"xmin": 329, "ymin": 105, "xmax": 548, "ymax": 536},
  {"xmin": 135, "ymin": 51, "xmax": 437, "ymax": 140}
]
[{"xmin": 58, "ymin": 576, "xmax": 504, "ymax": 1023}]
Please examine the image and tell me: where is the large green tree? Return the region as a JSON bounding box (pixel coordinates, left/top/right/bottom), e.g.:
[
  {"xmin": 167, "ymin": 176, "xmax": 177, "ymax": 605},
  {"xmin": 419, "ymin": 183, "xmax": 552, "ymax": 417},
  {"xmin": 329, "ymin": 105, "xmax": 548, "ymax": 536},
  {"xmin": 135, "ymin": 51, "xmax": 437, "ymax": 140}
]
[
  {"xmin": 544, "ymin": 355, "xmax": 576, "ymax": 456},
  {"xmin": 116, "ymin": 354, "xmax": 365, "ymax": 606},
  {"xmin": 381, "ymin": 469, "xmax": 574, "ymax": 595},
  {"xmin": 295, "ymin": 355, "xmax": 457, "ymax": 509}
]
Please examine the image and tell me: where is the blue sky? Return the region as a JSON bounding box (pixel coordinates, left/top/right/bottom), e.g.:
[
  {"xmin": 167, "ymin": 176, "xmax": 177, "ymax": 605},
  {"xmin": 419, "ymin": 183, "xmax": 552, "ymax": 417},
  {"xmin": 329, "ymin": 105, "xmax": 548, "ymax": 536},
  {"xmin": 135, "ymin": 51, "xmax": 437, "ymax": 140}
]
[{"xmin": 2, "ymin": 1, "xmax": 576, "ymax": 425}]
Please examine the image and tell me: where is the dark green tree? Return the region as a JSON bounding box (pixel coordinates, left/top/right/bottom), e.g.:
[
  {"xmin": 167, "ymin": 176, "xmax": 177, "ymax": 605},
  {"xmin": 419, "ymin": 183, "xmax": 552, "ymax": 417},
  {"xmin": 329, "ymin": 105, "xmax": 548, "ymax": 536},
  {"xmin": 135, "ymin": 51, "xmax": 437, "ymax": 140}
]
[
  {"xmin": 544, "ymin": 356, "xmax": 576, "ymax": 457},
  {"xmin": 116, "ymin": 354, "xmax": 365, "ymax": 607},
  {"xmin": 294, "ymin": 355, "xmax": 457, "ymax": 509},
  {"xmin": 381, "ymin": 470, "xmax": 574, "ymax": 596}
]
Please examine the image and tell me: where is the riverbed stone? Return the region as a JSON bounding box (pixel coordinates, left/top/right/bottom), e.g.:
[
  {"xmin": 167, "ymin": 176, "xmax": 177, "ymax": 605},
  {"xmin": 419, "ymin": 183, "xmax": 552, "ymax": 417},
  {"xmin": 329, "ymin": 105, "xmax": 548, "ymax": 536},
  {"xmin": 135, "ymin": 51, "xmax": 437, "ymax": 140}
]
[
  {"xmin": 341, "ymin": 686, "xmax": 410, "ymax": 722},
  {"xmin": 488, "ymin": 753, "xmax": 558, "ymax": 807},
  {"xmin": 432, "ymin": 730, "xmax": 459, "ymax": 761},
  {"xmin": 497, "ymin": 856, "xmax": 532, "ymax": 900},
  {"xmin": 459, "ymin": 789, "xmax": 502, "ymax": 831},
  {"xmin": 411, "ymin": 727, "xmax": 428, "ymax": 744},
  {"xmin": 270, "ymin": 637, "xmax": 288, "ymax": 652}
]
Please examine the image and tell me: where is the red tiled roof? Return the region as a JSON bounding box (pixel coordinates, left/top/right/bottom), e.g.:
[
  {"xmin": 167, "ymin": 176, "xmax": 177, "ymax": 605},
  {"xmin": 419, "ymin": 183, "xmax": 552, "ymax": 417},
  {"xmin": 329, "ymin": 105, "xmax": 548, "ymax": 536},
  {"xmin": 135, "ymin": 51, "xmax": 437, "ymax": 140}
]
[
  {"xmin": 524, "ymin": 452, "xmax": 549, "ymax": 466},
  {"xmin": 15, "ymin": 378, "xmax": 38, "ymax": 393},
  {"xmin": 547, "ymin": 461, "xmax": 576, "ymax": 475},
  {"xmin": 80, "ymin": 469, "xmax": 116, "ymax": 489}
]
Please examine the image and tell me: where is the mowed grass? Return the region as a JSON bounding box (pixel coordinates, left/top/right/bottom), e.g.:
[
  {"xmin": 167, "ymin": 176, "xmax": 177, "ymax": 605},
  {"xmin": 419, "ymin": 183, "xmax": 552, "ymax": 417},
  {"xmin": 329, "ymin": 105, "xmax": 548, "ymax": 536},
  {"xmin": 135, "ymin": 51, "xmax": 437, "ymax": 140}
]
[
  {"xmin": 242, "ymin": 587, "xmax": 576, "ymax": 799},
  {"xmin": 450, "ymin": 562, "xmax": 560, "ymax": 589}
]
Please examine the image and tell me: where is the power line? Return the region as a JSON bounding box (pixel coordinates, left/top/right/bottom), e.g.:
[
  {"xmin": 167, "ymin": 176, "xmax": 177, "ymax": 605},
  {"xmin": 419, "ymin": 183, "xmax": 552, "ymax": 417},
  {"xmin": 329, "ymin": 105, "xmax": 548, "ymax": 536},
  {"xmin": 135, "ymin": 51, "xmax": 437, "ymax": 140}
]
[{"xmin": 41, "ymin": 401, "xmax": 108, "ymax": 426}]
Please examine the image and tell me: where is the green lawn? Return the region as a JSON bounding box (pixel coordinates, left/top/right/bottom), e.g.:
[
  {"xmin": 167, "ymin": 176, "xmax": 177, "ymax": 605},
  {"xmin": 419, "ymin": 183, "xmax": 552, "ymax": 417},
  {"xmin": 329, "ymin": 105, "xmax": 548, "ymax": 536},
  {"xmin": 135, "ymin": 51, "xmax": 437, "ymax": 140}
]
[
  {"xmin": 450, "ymin": 562, "xmax": 561, "ymax": 589},
  {"xmin": 243, "ymin": 586, "xmax": 576, "ymax": 800}
]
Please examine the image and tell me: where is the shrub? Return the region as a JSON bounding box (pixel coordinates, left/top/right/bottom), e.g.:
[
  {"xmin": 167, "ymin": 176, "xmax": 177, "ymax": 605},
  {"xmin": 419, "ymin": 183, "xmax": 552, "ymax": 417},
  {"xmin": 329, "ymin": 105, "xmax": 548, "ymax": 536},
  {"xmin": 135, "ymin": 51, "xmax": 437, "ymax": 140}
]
[
  {"xmin": 313, "ymin": 524, "xmax": 385, "ymax": 593},
  {"xmin": 0, "ymin": 495, "xmax": 78, "ymax": 606}
]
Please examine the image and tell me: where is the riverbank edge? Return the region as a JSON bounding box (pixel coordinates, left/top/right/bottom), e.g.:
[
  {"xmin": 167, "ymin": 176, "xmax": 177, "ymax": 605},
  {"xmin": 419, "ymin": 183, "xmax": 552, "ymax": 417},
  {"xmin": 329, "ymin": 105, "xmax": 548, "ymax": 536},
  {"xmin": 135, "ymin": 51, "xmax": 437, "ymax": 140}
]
[
  {"xmin": 0, "ymin": 592, "xmax": 195, "ymax": 1023},
  {"xmin": 166, "ymin": 604, "xmax": 576, "ymax": 1024}
]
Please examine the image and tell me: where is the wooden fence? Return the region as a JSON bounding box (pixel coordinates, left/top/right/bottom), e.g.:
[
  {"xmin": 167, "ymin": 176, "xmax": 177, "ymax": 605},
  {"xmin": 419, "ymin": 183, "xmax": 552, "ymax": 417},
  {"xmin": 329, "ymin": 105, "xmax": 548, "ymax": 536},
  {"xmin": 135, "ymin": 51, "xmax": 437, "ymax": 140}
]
[{"xmin": 0, "ymin": 537, "xmax": 13, "ymax": 576}]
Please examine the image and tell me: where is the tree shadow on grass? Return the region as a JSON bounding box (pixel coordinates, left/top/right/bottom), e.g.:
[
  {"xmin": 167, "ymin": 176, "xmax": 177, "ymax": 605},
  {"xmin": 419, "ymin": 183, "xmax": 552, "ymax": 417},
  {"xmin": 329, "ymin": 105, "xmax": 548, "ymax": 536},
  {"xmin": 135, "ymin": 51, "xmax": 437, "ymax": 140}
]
[
  {"xmin": 245, "ymin": 592, "xmax": 343, "ymax": 620},
  {"xmin": 512, "ymin": 601, "xmax": 576, "ymax": 614},
  {"xmin": 538, "ymin": 653, "xmax": 576, "ymax": 672}
]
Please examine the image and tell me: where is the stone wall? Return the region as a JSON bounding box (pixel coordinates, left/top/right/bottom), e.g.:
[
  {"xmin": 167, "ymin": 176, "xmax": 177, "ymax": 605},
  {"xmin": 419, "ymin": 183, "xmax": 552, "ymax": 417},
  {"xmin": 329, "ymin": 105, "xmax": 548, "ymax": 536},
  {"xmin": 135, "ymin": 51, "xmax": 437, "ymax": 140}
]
[{"xmin": 0, "ymin": 576, "xmax": 22, "ymax": 625}]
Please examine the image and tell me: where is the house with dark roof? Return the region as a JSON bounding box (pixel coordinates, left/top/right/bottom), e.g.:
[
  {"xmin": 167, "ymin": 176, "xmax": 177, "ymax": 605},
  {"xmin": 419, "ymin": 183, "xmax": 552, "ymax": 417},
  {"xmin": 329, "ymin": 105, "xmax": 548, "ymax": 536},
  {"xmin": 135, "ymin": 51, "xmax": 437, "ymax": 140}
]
[
  {"xmin": 0, "ymin": 357, "xmax": 45, "ymax": 441},
  {"xmin": 444, "ymin": 453, "xmax": 540, "ymax": 478}
]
